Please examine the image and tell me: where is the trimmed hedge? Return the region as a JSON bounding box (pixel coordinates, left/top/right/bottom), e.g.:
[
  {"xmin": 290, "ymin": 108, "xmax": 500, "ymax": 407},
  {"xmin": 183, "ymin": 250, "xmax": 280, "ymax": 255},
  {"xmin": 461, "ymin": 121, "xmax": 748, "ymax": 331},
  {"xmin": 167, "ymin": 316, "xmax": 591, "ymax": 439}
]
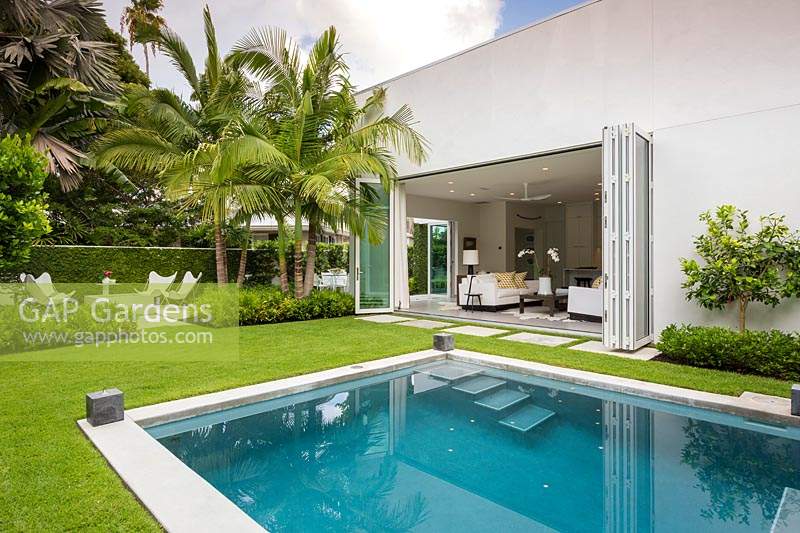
[
  {"xmin": 7, "ymin": 243, "xmax": 348, "ymax": 284},
  {"xmin": 657, "ymin": 324, "xmax": 800, "ymax": 381},
  {"xmin": 239, "ymin": 286, "xmax": 354, "ymax": 325}
]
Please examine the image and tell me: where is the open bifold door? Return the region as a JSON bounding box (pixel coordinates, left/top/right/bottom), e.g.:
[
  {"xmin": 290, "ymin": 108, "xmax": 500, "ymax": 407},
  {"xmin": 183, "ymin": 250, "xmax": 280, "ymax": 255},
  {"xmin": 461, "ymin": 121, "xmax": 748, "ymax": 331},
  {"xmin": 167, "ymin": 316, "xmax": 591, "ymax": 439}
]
[{"xmin": 602, "ymin": 124, "xmax": 653, "ymax": 350}]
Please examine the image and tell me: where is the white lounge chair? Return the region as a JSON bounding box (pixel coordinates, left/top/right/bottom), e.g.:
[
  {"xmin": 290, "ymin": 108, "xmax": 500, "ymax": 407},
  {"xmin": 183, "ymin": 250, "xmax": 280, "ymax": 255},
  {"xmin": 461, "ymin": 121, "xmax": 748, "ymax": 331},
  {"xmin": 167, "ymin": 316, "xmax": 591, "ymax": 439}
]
[
  {"xmin": 135, "ymin": 271, "xmax": 177, "ymax": 300},
  {"xmin": 165, "ymin": 272, "xmax": 202, "ymax": 303},
  {"xmin": 23, "ymin": 273, "xmax": 74, "ymax": 305}
]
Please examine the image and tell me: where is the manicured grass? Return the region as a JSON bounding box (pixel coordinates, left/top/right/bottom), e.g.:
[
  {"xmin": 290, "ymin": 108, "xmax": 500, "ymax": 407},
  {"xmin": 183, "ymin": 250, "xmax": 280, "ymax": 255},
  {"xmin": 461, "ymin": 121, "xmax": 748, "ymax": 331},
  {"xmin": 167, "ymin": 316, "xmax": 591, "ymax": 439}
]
[{"xmin": 0, "ymin": 316, "xmax": 792, "ymax": 531}]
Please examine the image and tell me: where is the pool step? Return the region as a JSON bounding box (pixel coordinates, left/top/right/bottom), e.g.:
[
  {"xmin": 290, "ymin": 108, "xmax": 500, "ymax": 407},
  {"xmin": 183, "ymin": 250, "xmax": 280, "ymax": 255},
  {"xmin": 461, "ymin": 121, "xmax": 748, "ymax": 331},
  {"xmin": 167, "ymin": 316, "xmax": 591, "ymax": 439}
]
[
  {"xmin": 474, "ymin": 389, "xmax": 530, "ymax": 411},
  {"xmin": 498, "ymin": 404, "xmax": 555, "ymax": 432},
  {"xmin": 419, "ymin": 362, "xmax": 483, "ymax": 382},
  {"xmin": 452, "ymin": 376, "xmax": 506, "ymax": 395}
]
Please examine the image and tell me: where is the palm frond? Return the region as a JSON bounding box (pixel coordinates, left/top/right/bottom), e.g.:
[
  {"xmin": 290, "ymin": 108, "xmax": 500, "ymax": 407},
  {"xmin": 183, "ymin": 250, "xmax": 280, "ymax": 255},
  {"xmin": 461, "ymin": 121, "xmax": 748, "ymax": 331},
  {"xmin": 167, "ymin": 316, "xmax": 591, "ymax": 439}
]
[{"xmin": 155, "ymin": 25, "xmax": 199, "ymax": 95}]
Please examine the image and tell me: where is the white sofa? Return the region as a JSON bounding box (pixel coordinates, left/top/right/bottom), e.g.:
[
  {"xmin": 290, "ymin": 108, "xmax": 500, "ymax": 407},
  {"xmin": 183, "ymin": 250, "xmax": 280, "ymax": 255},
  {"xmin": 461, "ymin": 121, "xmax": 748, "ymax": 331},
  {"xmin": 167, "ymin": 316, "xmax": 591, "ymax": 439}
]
[
  {"xmin": 567, "ymin": 285, "xmax": 602, "ymax": 321},
  {"xmin": 458, "ymin": 274, "xmax": 539, "ymax": 310}
]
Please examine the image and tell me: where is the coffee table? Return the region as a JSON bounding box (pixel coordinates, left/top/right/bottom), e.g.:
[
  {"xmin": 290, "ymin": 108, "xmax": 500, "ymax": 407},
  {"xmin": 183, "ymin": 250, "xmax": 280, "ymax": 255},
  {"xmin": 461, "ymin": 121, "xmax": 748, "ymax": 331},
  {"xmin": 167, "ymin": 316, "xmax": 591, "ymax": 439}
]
[{"xmin": 519, "ymin": 292, "xmax": 568, "ymax": 316}]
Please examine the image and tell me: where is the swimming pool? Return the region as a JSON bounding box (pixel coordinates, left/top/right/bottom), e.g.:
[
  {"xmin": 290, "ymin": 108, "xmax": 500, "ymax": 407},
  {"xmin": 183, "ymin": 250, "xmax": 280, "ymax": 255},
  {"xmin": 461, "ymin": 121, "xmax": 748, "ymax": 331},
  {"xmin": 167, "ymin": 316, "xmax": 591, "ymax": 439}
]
[{"xmin": 145, "ymin": 359, "xmax": 800, "ymax": 532}]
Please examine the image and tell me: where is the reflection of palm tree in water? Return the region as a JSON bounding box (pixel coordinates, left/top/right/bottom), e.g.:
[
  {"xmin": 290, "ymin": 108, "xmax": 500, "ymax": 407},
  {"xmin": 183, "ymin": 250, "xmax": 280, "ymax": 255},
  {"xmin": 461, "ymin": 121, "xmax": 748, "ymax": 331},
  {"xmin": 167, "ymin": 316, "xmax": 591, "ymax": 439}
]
[
  {"xmin": 163, "ymin": 389, "xmax": 428, "ymax": 532},
  {"xmin": 681, "ymin": 419, "xmax": 800, "ymax": 526}
]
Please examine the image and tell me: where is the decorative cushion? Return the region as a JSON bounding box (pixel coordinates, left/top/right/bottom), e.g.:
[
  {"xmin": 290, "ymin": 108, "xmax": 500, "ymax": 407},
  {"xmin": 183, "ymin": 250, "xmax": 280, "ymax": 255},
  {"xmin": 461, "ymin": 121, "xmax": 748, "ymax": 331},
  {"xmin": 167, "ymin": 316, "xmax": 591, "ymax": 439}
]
[
  {"xmin": 592, "ymin": 276, "xmax": 603, "ymax": 289},
  {"xmin": 494, "ymin": 272, "xmax": 517, "ymax": 289},
  {"xmin": 513, "ymin": 272, "xmax": 528, "ymax": 289}
]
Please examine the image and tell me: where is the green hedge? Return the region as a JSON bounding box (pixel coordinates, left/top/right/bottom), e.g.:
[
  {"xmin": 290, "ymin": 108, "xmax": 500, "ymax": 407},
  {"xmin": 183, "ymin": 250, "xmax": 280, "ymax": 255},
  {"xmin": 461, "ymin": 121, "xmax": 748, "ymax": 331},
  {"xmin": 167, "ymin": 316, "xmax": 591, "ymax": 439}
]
[
  {"xmin": 239, "ymin": 286, "xmax": 354, "ymax": 325},
  {"xmin": 7, "ymin": 243, "xmax": 348, "ymax": 284},
  {"xmin": 657, "ymin": 324, "xmax": 800, "ymax": 381}
]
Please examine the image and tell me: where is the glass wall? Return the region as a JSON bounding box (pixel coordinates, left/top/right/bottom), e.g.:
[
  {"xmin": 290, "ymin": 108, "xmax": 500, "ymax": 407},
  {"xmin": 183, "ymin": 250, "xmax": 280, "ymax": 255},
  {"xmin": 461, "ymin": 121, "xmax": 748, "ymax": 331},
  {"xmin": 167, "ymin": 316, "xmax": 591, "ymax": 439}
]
[{"xmin": 358, "ymin": 183, "xmax": 390, "ymax": 309}]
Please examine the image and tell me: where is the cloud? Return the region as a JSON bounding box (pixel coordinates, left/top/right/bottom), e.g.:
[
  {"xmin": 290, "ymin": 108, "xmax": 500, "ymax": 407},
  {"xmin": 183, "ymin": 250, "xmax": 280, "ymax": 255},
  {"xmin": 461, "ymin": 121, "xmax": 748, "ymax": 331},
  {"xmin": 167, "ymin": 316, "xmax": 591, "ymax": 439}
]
[{"xmin": 103, "ymin": 0, "xmax": 502, "ymax": 95}]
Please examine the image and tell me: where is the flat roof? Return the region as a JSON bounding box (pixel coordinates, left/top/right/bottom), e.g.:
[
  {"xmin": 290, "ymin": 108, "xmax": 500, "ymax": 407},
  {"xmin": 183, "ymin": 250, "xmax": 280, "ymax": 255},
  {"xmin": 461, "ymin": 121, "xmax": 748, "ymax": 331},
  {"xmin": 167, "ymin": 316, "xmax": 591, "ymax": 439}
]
[{"xmin": 356, "ymin": 0, "xmax": 601, "ymax": 94}]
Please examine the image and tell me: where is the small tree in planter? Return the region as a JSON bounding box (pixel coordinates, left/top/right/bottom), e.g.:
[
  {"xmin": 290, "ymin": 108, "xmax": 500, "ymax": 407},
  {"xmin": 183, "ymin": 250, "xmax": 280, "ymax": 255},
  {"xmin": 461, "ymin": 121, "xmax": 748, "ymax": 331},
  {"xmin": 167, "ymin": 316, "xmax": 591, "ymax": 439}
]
[{"xmin": 680, "ymin": 204, "xmax": 800, "ymax": 332}]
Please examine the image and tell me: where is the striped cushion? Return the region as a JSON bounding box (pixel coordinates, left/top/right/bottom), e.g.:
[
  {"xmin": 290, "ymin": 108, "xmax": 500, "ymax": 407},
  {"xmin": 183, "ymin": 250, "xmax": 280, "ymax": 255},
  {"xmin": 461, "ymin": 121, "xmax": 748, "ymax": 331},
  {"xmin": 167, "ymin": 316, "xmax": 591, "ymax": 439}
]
[
  {"xmin": 513, "ymin": 272, "xmax": 528, "ymax": 289},
  {"xmin": 592, "ymin": 276, "xmax": 603, "ymax": 289},
  {"xmin": 494, "ymin": 272, "xmax": 517, "ymax": 288}
]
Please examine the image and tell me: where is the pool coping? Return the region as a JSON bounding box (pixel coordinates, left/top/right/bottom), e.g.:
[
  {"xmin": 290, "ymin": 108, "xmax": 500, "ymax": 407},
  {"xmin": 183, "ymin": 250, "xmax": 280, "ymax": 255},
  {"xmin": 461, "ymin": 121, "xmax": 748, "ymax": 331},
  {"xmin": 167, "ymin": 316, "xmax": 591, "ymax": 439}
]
[{"xmin": 79, "ymin": 347, "xmax": 799, "ymax": 533}]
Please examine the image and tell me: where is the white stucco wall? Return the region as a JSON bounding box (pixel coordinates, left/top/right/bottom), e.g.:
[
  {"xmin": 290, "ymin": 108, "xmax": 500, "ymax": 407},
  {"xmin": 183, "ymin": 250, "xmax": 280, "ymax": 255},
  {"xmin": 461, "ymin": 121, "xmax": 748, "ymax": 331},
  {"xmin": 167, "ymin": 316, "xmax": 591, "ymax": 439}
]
[{"xmin": 374, "ymin": 0, "xmax": 800, "ymax": 332}]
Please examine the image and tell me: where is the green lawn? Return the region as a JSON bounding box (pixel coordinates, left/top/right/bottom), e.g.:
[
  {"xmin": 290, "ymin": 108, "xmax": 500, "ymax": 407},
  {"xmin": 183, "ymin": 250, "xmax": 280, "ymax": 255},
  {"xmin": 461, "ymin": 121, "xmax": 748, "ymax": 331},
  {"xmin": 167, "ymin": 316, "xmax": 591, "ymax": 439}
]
[{"xmin": 0, "ymin": 316, "xmax": 791, "ymax": 531}]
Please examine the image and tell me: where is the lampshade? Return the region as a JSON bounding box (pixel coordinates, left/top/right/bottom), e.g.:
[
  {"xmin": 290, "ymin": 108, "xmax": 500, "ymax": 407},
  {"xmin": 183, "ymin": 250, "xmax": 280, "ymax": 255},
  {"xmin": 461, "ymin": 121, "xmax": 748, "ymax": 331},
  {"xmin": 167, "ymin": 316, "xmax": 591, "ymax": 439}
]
[{"xmin": 462, "ymin": 250, "xmax": 479, "ymax": 265}]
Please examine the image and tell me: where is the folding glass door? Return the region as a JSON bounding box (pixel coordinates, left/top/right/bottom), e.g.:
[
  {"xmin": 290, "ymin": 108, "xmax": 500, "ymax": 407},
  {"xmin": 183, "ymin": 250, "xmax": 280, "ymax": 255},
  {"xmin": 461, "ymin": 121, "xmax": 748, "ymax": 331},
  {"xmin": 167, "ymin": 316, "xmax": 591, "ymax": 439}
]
[
  {"xmin": 354, "ymin": 178, "xmax": 393, "ymax": 314},
  {"xmin": 602, "ymin": 124, "xmax": 653, "ymax": 350}
]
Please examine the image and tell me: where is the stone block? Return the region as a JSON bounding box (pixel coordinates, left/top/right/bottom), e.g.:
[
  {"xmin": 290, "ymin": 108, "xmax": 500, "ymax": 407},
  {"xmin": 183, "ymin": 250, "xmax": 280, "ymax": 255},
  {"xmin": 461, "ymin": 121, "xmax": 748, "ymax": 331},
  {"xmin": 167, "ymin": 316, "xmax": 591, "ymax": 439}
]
[
  {"xmin": 86, "ymin": 388, "xmax": 124, "ymax": 426},
  {"xmin": 433, "ymin": 333, "xmax": 455, "ymax": 351}
]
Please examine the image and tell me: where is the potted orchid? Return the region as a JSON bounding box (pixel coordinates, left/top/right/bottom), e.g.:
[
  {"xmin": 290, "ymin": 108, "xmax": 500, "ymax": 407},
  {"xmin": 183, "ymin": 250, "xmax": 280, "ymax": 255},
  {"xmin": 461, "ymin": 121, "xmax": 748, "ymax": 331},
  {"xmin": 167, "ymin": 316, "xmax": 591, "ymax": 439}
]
[
  {"xmin": 538, "ymin": 248, "xmax": 560, "ymax": 295},
  {"xmin": 516, "ymin": 248, "xmax": 538, "ymax": 280}
]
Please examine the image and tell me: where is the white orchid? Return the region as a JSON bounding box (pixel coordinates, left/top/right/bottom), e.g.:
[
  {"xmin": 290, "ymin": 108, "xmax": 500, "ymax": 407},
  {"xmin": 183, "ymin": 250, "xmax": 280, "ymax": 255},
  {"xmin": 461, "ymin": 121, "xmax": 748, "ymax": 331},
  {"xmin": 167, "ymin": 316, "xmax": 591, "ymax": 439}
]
[
  {"xmin": 547, "ymin": 247, "xmax": 560, "ymax": 263},
  {"xmin": 517, "ymin": 248, "xmax": 536, "ymax": 258}
]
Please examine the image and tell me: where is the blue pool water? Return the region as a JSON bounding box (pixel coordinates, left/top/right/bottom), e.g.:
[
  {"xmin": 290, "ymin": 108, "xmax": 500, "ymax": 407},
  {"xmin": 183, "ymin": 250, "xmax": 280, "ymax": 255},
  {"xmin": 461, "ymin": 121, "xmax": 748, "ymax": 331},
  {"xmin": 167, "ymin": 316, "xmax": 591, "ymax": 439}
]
[{"xmin": 150, "ymin": 361, "xmax": 800, "ymax": 532}]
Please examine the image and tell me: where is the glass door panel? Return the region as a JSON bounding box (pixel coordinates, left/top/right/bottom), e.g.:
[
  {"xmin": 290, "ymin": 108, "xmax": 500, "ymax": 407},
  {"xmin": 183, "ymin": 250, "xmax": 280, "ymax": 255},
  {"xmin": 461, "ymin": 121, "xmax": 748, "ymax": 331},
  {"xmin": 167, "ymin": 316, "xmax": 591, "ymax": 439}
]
[
  {"xmin": 429, "ymin": 224, "xmax": 448, "ymax": 295},
  {"xmin": 356, "ymin": 181, "xmax": 392, "ymax": 312}
]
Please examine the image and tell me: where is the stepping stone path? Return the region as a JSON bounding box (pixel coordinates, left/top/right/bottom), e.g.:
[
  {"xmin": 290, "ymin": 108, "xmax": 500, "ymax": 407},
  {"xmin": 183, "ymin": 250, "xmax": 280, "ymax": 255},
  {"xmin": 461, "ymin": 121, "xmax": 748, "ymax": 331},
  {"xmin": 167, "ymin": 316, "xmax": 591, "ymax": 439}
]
[
  {"xmin": 568, "ymin": 340, "xmax": 661, "ymax": 360},
  {"xmin": 501, "ymin": 332, "xmax": 573, "ymax": 347},
  {"xmin": 355, "ymin": 314, "xmax": 413, "ymax": 323},
  {"xmin": 443, "ymin": 325, "xmax": 508, "ymax": 337},
  {"xmin": 397, "ymin": 319, "xmax": 451, "ymax": 329}
]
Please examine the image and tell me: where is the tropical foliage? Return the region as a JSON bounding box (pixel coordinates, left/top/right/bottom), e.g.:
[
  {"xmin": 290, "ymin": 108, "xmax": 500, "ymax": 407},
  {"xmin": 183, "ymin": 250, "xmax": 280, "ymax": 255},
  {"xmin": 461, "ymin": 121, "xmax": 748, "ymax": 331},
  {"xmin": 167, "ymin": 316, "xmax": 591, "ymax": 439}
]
[
  {"xmin": 0, "ymin": 135, "xmax": 51, "ymax": 270},
  {"xmin": 228, "ymin": 25, "xmax": 428, "ymax": 296},
  {"xmin": 96, "ymin": 7, "xmax": 428, "ymax": 294},
  {"xmin": 680, "ymin": 205, "xmax": 800, "ymax": 332},
  {"xmin": 120, "ymin": 0, "xmax": 165, "ymax": 76},
  {"xmin": 0, "ymin": 0, "xmax": 126, "ymax": 190}
]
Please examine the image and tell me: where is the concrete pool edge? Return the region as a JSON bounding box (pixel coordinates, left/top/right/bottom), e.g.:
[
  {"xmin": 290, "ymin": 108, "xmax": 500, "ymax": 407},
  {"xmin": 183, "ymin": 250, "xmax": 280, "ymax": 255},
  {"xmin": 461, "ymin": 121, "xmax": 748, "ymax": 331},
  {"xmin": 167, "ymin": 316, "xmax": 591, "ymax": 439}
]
[
  {"xmin": 79, "ymin": 347, "xmax": 799, "ymax": 533},
  {"xmin": 78, "ymin": 349, "xmax": 447, "ymax": 533},
  {"xmin": 447, "ymin": 349, "xmax": 799, "ymax": 428}
]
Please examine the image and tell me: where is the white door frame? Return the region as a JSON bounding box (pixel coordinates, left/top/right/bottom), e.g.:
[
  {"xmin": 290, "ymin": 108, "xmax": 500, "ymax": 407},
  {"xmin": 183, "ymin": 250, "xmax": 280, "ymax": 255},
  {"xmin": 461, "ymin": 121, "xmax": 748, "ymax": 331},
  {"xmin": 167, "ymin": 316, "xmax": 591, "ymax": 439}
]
[
  {"xmin": 602, "ymin": 123, "xmax": 654, "ymax": 350},
  {"xmin": 354, "ymin": 177, "xmax": 394, "ymax": 314}
]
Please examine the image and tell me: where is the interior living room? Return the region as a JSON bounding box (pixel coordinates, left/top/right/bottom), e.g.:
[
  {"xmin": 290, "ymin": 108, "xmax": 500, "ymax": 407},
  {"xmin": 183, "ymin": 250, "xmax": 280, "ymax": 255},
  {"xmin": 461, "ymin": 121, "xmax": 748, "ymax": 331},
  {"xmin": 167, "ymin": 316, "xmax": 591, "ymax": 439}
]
[{"xmin": 401, "ymin": 146, "xmax": 603, "ymax": 334}]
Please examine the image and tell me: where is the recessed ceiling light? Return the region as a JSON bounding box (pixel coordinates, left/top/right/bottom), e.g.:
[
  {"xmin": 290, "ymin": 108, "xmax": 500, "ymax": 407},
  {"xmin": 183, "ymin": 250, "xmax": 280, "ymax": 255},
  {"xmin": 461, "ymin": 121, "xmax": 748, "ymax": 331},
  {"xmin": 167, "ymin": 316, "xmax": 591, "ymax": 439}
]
[
  {"xmin": 449, "ymin": 189, "xmax": 455, "ymax": 193},
  {"xmin": 447, "ymin": 181, "xmax": 454, "ymax": 185},
  {"xmin": 542, "ymin": 167, "xmax": 549, "ymax": 171},
  {"xmin": 509, "ymin": 192, "xmax": 515, "ymax": 196},
  {"xmin": 596, "ymin": 182, "xmax": 602, "ymax": 186},
  {"xmin": 469, "ymin": 193, "xmax": 476, "ymax": 197}
]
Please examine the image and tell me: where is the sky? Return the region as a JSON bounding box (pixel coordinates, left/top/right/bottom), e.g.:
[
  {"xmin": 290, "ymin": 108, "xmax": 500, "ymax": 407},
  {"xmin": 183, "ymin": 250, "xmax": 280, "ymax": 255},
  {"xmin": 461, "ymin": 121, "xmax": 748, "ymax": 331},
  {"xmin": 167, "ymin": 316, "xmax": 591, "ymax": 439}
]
[{"xmin": 103, "ymin": 0, "xmax": 584, "ymax": 96}]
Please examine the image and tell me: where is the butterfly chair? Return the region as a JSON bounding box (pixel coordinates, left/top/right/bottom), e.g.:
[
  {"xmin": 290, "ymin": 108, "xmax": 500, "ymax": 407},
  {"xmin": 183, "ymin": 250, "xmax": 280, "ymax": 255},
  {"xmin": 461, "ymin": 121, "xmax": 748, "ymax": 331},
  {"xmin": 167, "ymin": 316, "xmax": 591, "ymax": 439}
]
[
  {"xmin": 23, "ymin": 274, "xmax": 74, "ymax": 306},
  {"xmin": 135, "ymin": 271, "xmax": 177, "ymax": 303},
  {"xmin": 165, "ymin": 272, "xmax": 203, "ymax": 303}
]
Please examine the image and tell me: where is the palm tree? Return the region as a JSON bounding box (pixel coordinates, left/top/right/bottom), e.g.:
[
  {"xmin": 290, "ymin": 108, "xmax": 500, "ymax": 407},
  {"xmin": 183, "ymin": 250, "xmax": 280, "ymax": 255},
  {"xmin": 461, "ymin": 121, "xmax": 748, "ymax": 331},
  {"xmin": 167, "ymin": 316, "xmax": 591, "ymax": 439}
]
[
  {"xmin": 95, "ymin": 7, "xmax": 284, "ymax": 284},
  {"xmin": 230, "ymin": 26, "xmax": 428, "ymax": 297},
  {"xmin": 120, "ymin": 0, "xmax": 165, "ymax": 77},
  {"xmin": 0, "ymin": 0, "xmax": 122, "ymax": 190}
]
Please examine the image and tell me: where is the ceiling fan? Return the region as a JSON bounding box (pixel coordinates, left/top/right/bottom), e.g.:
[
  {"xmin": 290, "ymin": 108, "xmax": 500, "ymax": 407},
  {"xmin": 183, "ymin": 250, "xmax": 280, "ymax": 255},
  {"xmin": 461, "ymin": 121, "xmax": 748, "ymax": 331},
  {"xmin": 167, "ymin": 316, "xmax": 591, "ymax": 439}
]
[{"xmin": 495, "ymin": 182, "xmax": 551, "ymax": 202}]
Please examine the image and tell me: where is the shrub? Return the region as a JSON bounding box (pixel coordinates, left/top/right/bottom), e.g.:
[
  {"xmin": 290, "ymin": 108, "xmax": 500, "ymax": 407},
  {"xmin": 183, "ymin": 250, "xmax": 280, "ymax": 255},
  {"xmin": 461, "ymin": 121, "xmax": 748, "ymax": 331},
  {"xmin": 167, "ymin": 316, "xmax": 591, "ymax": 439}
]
[
  {"xmin": 657, "ymin": 324, "xmax": 800, "ymax": 381},
  {"xmin": 0, "ymin": 135, "xmax": 51, "ymax": 271},
  {"xmin": 681, "ymin": 205, "xmax": 800, "ymax": 332},
  {"xmin": 239, "ymin": 286, "xmax": 354, "ymax": 325},
  {"xmin": 5, "ymin": 243, "xmax": 349, "ymax": 284}
]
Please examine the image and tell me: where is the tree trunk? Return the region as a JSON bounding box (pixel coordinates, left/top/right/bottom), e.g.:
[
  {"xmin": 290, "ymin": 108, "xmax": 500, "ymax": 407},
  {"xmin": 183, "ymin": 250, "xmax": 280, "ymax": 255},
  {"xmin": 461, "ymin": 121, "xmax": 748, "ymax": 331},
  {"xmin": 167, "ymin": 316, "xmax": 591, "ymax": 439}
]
[
  {"xmin": 277, "ymin": 217, "xmax": 289, "ymax": 294},
  {"xmin": 738, "ymin": 298, "xmax": 748, "ymax": 333},
  {"xmin": 144, "ymin": 46, "xmax": 150, "ymax": 77},
  {"xmin": 236, "ymin": 220, "xmax": 251, "ymax": 287},
  {"xmin": 214, "ymin": 221, "xmax": 228, "ymax": 285},
  {"xmin": 293, "ymin": 205, "xmax": 304, "ymax": 299},
  {"xmin": 303, "ymin": 219, "xmax": 319, "ymax": 296}
]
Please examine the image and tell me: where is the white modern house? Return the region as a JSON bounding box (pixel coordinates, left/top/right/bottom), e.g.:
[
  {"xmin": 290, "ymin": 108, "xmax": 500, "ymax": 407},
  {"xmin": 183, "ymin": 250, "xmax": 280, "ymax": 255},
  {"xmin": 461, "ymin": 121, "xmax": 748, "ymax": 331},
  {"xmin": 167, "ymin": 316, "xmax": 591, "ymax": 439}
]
[{"xmin": 350, "ymin": 0, "xmax": 800, "ymax": 350}]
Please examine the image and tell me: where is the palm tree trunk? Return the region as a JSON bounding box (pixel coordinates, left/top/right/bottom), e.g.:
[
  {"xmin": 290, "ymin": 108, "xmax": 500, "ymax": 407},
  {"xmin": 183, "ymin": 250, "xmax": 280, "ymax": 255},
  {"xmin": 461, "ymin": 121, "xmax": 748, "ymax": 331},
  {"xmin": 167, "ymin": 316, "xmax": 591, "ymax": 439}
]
[
  {"xmin": 236, "ymin": 219, "xmax": 251, "ymax": 287},
  {"xmin": 277, "ymin": 217, "xmax": 289, "ymax": 293},
  {"xmin": 293, "ymin": 205, "xmax": 304, "ymax": 298},
  {"xmin": 214, "ymin": 221, "xmax": 228, "ymax": 285},
  {"xmin": 303, "ymin": 219, "xmax": 319, "ymax": 296},
  {"xmin": 144, "ymin": 46, "xmax": 150, "ymax": 77}
]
